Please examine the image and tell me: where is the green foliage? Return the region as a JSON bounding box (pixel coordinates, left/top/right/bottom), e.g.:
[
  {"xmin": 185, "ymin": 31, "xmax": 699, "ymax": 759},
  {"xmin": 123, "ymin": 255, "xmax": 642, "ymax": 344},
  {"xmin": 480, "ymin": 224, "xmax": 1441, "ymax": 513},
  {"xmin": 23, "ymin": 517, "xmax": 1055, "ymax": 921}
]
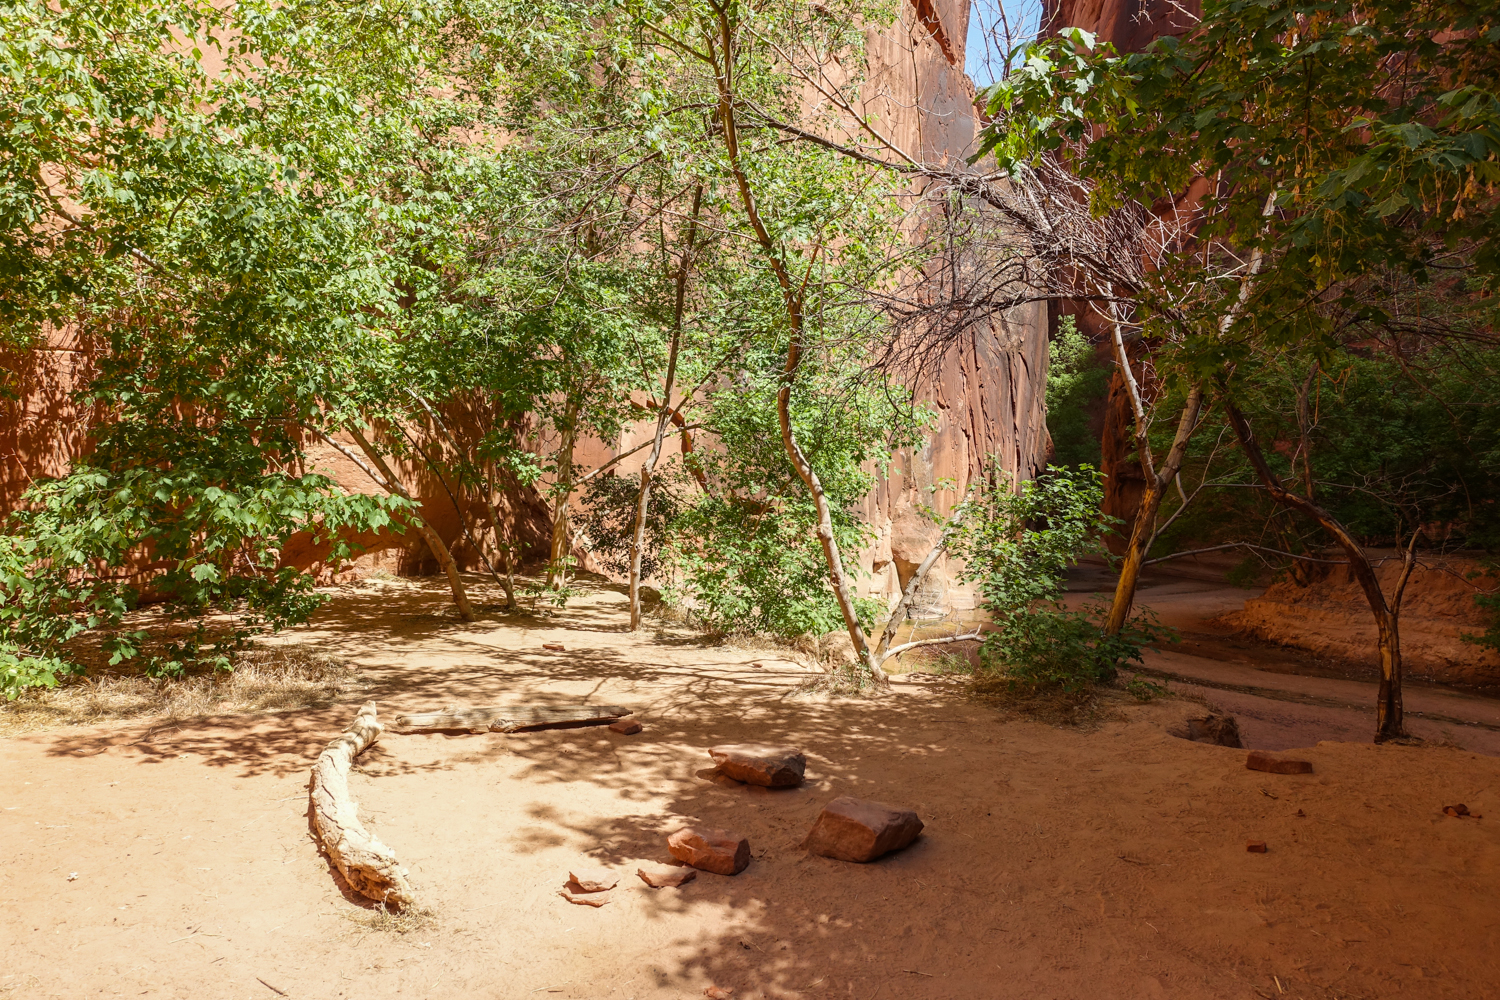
[
  {"xmin": 664, "ymin": 354, "xmax": 918, "ymax": 638},
  {"xmin": 1046, "ymin": 316, "xmax": 1109, "ymax": 470},
  {"xmin": 1126, "ymin": 677, "xmax": 1167, "ymax": 702},
  {"xmin": 977, "ymin": 0, "xmax": 1499, "ymax": 367},
  {"xmin": 666, "ymin": 495, "xmax": 880, "ymax": 637},
  {"xmin": 1460, "ymin": 561, "xmax": 1500, "ymax": 653},
  {"xmin": 1464, "ymin": 592, "xmax": 1500, "ymax": 653},
  {"xmin": 0, "ymin": 459, "xmax": 406, "ymax": 690},
  {"xmin": 1148, "ymin": 344, "xmax": 1500, "ymax": 559},
  {"xmin": 952, "ymin": 467, "xmax": 1162, "ymax": 691},
  {"xmin": 0, "ymin": 0, "xmax": 933, "ymax": 674},
  {"xmin": 577, "ymin": 471, "xmax": 684, "ymax": 581}
]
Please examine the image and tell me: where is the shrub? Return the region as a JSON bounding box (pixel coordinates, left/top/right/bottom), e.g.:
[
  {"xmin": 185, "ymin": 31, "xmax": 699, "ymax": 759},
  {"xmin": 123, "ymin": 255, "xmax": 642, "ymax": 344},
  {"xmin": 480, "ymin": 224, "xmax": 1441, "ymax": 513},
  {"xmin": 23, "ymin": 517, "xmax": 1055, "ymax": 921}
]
[{"xmin": 952, "ymin": 465, "xmax": 1166, "ymax": 692}]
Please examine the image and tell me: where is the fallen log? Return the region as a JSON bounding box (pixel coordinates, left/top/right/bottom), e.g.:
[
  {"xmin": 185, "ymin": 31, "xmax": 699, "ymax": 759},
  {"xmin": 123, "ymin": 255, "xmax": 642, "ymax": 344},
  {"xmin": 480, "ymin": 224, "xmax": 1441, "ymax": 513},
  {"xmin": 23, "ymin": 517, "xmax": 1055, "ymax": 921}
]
[
  {"xmin": 309, "ymin": 701, "xmax": 415, "ymax": 909},
  {"xmin": 390, "ymin": 704, "xmax": 632, "ymax": 734}
]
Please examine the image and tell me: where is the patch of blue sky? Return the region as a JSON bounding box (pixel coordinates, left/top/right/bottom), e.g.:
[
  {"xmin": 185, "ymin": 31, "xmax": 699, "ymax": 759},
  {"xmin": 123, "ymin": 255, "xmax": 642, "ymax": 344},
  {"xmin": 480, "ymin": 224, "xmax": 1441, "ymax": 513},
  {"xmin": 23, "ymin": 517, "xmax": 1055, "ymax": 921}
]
[{"xmin": 965, "ymin": 0, "xmax": 1045, "ymax": 86}]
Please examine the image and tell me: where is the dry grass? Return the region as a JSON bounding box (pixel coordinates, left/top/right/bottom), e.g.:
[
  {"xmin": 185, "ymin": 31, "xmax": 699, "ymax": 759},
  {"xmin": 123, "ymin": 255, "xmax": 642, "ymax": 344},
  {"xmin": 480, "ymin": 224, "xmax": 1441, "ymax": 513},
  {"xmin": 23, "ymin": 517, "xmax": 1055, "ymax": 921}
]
[
  {"xmin": 343, "ymin": 904, "xmax": 437, "ymax": 937},
  {"xmin": 0, "ymin": 644, "xmax": 362, "ymax": 737}
]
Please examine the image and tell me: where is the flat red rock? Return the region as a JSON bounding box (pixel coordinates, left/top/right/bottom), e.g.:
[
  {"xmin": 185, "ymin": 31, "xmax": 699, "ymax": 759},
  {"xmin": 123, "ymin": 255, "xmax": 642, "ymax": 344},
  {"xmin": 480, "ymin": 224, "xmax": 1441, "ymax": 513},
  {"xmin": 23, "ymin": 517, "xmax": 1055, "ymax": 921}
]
[
  {"xmin": 1246, "ymin": 840, "xmax": 1268, "ymax": 853},
  {"xmin": 803, "ymin": 796, "xmax": 923, "ymax": 863},
  {"xmin": 637, "ymin": 866, "xmax": 697, "ymax": 888},
  {"xmin": 667, "ymin": 826, "xmax": 750, "ymax": 875},
  {"xmin": 1245, "ymin": 751, "xmax": 1313, "ymax": 774},
  {"xmin": 609, "ymin": 718, "xmax": 643, "ymax": 735},
  {"xmin": 568, "ymin": 867, "xmax": 620, "ymax": 892},
  {"xmin": 708, "ymin": 744, "xmax": 806, "ymax": 787},
  {"xmin": 542, "ymin": 643, "xmax": 566, "ymax": 651},
  {"xmin": 558, "ymin": 886, "xmax": 609, "ymax": 906}
]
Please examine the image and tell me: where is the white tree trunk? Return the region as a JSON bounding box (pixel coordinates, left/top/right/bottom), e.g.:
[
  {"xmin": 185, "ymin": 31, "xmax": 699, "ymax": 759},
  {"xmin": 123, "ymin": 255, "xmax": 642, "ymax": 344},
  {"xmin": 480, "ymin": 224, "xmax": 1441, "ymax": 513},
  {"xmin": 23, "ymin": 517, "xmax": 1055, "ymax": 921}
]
[{"xmin": 309, "ymin": 702, "xmax": 415, "ymax": 909}]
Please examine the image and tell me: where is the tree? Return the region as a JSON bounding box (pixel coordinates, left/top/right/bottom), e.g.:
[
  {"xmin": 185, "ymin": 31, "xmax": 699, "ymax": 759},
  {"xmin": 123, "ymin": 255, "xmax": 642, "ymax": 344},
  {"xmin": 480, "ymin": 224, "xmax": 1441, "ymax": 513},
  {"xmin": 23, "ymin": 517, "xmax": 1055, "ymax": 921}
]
[
  {"xmin": 973, "ymin": 0, "xmax": 1500, "ymax": 737},
  {"xmin": 0, "ymin": 0, "xmax": 425, "ymax": 683}
]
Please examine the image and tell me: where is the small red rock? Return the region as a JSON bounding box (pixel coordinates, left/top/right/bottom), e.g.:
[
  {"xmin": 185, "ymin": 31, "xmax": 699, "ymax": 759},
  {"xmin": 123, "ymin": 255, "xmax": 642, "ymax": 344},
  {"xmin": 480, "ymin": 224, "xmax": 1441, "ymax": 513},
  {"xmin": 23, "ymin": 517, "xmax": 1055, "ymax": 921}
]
[
  {"xmin": 1246, "ymin": 840, "xmax": 1268, "ymax": 853},
  {"xmin": 638, "ymin": 866, "xmax": 697, "ymax": 888},
  {"xmin": 705, "ymin": 987, "xmax": 735, "ymax": 999},
  {"xmin": 609, "ymin": 718, "xmax": 643, "ymax": 735},
  {"xmin": 559, "ymin": 886, "xmax": 609, "ymax": 906},
  {"xmin": 708, "ymin": 744, "xmax": 806, "ymax": 787},
  {"xmin": 1246, "ymin": 751, "xmax": 1313, "ymax": 774},
  {"xmin": 568, "ymin": 867, "xmax": 619, "ymax": 892},
  {"xmin": 803, "ymin": 796, "xmax": 923, "ymax": 863},
  {"xmin": 542, "ymin": 643, "xmax": 566, "ymax": 652},
  {"xmin": 667, "ymin": 826, "xmax": 750, "ymax": 875}
]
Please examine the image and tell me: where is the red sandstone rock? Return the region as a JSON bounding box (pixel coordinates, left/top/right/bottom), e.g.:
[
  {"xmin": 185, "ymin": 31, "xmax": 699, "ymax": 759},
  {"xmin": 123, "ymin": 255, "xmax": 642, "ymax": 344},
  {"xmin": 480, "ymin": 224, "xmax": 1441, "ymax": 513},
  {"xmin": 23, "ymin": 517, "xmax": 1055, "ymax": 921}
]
[
  {"xmin": 1246, "ymin": 841, "xmax": 1268, "ymax": 853},
  {"xmin": 568, "ymin": 867, "xmax": 619, "ymax": 892},
  {"xmin": 1246, "ymin": 751, "xmax": 1314, "ymax": 774},
  {"xmin": 609, "ymin": 718, "xmax": 643, "ymax": 735},
  {"xmin": 558, "ymin": 886, "xmax": 609, "ymax": 906},
  {"xmin": 705, "ymin": 987, "xmax": 735, "ymax": 999},
  {"xmin": 667, "ymin": 826, "xmax": 750, "ymax": 875},
  {"xmin": 707, "ymin": 744, "xmax": 806, "ymax": 787},
  {"xmin": 637, "ymin": 867, "xmax": 697, "ymax": 888},
  {"xmin": 803, "ymin": 796, "xmax": 923, "ymax": 863},
  {"xmin": 542, "ymin": 643, "xmax": 566, "ymax": 652}
]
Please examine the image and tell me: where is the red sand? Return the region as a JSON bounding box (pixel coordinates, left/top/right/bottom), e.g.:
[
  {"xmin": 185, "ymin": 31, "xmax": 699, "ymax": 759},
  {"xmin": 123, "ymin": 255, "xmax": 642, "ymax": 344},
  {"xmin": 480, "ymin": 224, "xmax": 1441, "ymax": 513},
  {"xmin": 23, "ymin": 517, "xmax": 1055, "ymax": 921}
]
[{"xmin": 3, "ymin": 579, "xmax": 1499, "ymax": 999}]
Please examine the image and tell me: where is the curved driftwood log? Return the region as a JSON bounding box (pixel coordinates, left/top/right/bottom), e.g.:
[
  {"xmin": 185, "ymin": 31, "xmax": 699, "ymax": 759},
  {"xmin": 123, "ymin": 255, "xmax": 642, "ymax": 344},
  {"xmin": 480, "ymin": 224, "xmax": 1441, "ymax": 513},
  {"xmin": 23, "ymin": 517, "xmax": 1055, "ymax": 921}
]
[
  {"xmin": 391, "ymin": 704, "xmax": 632, "ymax": 734},
  {"xmin": 310, "ymin": 701, "xmax": 415, "ymax": 909}
]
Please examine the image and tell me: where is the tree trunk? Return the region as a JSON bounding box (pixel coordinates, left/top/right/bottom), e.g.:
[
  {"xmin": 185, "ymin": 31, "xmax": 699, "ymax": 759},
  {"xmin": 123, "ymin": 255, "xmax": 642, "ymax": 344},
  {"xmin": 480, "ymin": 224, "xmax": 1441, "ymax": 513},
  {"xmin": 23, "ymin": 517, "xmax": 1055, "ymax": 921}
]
[
  {"xmin": 546, "ymin": 399, "xmax": 580, "ymax": 589},
  {"xmin": 349, "ymin": 428, "xmax": 477, "ymax": 622},
  {"xmin": 1221, "ymin": 396, "xmax": 1406, "ymax": 741},
  {"xmin": 628, "ymin": 465, "xmax": 654, "ymax": 631},
  {"xmin": 873, "ymin": 494, "xmax": 973, "ymax": 661},
  {"xmin": 709, "ymin": 13, "xmax": 883, "ymax": 685},
  {"xmin": 1105, "ymin": 191, "xmax": 1274, "ymax": 632},
  {"xmin": 1104, "ymin": 385, "xmax": 1203, "ymax": 634},
  {"xmin": 776, "ymin": 383, "xmax": 885, "ymax": 683},
  {"xmin": 477, "ymin": 494, "xmax": 517, "ymax": 610},
  {"xmin": 629, "ymin": 186, "xmax": 701, "ymax": 631},
  {"xmin": 310, "ymin": 702, "xmax": 415, "ymax": 909}
]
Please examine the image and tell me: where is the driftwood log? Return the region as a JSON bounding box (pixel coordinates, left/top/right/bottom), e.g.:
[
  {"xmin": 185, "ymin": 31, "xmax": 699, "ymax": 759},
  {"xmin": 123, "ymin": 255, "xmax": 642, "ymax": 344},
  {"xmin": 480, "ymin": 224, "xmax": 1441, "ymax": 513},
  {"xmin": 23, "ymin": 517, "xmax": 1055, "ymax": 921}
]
[
  {"xmin": 310, "ymin": 701, "xmax": 415, "ymax": 909},
  {"xmin": 390, "ymin": 705, "xmax": 632, "ymax": 734}
]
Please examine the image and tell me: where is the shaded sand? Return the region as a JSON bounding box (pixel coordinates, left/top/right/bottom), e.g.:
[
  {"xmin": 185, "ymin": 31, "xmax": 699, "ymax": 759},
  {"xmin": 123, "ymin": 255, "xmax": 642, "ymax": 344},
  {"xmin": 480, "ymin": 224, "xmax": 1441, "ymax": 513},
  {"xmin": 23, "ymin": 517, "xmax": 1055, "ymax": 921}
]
[
  {"xmin": 3, "ymin": 577, "xmax": 1500, "ymax": 1000},
  {"xmin": 1062, "ymin": 566, "xmax": 1500, "ymax": 754}
]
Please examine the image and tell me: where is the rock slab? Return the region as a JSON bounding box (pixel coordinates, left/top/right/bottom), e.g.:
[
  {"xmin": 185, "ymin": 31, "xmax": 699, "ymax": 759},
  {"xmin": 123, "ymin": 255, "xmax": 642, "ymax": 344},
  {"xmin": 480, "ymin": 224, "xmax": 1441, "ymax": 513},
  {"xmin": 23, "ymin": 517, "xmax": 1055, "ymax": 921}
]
[
  {"xmin": 1186, "ymin": 714, "xmax": 1244, "ymax": 748},
  {"xmin": 559, "ymin": 886, "xmax": 609, "ymax": 906},
  {"xmin": 610, "ymin": 718, "xmax": 643, "ymax": 735},
  {"xmin": 1246, "ymin": 751, "xmax": 1314, "ymax": 774},
  {"xmin": 1246, "ymin": 840, "xmax": 1268, "ymax": 853},
  {"xmin": 803, "ymin": 796, "xmax": 923, "ymax": 863},
  {"xmin": 708, "ymin": 744, "xmax": 806, "ymax": 787},
  {"xmin": 638, "ymin": 866, "xmax": 697, "ymax": 888},
  {"xmin": 568, "ymin": 867, "xmax": 620, "ymax": 892},
  {"xmin": 667, "ymin": 827, "xmax": 750, "ymax": 875}
]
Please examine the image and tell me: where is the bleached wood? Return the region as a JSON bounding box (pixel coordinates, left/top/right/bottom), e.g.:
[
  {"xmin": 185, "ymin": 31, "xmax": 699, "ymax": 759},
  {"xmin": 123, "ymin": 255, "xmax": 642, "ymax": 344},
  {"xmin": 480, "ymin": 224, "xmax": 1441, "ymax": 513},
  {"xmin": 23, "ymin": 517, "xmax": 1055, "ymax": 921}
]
[
  {"xmin": 309, "ymin": 702, "xmax": 415, "ymax": 909},
  {"xmin": 390, "ymin": 704, "xmax": 632, "ymax": 734}
]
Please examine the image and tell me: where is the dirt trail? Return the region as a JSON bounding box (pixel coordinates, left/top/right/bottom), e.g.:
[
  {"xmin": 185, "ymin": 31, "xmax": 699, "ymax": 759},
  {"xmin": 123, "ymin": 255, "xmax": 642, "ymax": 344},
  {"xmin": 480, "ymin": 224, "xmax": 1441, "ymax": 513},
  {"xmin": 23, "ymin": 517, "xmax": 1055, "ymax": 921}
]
[
  {"xmin": 1065, "ymin": 567, "xmax": 1500, "ymax": 754},
  {"xmin": 4, "ymin": 576, "xmax": 1500, "ymax": 1000}
]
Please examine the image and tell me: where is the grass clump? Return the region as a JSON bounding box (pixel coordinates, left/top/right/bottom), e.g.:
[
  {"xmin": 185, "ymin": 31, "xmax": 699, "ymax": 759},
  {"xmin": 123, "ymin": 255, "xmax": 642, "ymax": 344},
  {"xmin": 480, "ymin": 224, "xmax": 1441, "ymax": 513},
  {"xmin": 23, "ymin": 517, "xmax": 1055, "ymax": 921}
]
[{"xmin": 0, "ymin": 644, "xmax": 359, "ymax": 736}]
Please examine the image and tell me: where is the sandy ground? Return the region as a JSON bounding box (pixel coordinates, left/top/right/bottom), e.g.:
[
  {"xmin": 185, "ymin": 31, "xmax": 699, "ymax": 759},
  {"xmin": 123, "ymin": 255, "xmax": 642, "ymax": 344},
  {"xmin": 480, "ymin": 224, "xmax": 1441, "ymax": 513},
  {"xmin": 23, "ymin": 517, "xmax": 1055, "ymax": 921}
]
[
  {"xmin": 4, "ymin": 577, "xmax": 1500, "ymax": 1000},
  {"xmin": 1066, "ymin": 569, "xmax": 1500, "ymax": 755}
]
